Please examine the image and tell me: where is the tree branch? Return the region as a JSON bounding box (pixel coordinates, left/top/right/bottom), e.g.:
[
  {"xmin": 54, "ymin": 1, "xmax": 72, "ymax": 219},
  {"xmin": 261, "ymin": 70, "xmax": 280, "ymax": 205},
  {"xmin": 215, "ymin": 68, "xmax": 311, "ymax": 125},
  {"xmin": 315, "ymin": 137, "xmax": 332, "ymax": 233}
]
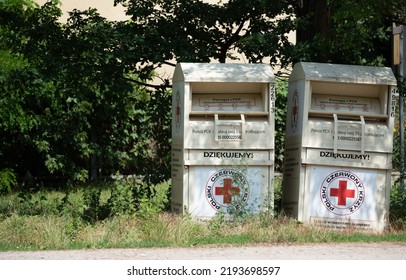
[
  {"xmin": 219, "ymin": 20, "xmax": 249, "ymax": 63},
  {"xmin": 162, "ymin": 60, "xmax": 177, "ymax": 67},
  {"xmin": 121, "ymin": 76, "xmax": 171, "ymax": 90}
]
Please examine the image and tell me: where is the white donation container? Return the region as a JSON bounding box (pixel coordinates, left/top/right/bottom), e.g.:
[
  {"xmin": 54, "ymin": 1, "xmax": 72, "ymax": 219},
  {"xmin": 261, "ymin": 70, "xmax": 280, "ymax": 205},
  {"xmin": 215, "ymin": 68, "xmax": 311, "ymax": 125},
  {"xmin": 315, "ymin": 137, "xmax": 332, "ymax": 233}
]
[
  {"xmin": 171, "ymin": 63, "xmax": 275, "ymax": 218},
  {"xmin": 282, "ymin": 62, "xmax": 397, "ymax": 232}
]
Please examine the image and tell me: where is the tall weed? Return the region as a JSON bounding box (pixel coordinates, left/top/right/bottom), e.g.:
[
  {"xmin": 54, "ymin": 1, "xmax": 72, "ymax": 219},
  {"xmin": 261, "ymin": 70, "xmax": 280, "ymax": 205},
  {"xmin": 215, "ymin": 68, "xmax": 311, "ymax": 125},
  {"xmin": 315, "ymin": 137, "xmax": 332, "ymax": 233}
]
[
  {"xmin": 137, "ymin": 213, "xmax": 208, "ymax": 246},
  {"xmin": 0, "ymin": 215, "xmax": 71, "ymax": 250}
]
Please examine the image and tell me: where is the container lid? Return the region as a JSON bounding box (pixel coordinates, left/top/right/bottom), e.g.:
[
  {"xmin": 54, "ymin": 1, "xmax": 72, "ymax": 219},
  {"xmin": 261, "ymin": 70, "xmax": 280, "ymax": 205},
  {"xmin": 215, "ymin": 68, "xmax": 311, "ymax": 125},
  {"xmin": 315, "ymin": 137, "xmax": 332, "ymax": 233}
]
[
  {"xmin": 289, "ymin": 62, "xmax": 397, "ymax": 85},
  {"xmin": 173, "ymin": 62, "xmax": 275, "ymax": 83}
]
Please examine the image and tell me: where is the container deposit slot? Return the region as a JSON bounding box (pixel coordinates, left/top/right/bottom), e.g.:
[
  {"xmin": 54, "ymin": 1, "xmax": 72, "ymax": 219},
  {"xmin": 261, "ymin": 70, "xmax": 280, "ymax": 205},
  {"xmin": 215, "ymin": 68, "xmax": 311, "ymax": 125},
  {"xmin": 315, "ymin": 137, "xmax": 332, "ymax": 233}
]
[{"xmin": 307, "ymin": 81, "xmax": 390, "ymax": 154}]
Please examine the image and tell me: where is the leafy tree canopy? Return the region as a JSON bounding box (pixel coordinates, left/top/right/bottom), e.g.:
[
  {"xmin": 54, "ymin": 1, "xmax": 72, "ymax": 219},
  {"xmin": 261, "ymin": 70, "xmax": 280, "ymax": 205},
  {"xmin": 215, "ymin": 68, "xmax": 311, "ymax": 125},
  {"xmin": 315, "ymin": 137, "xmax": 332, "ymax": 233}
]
[
  {"xmin": 0, "ymin": 0, "xmax": 170, "ymax": 184},
  {"xmin": 2, "ymin": 0, "xmax": 406, "ymax": 186},
  {"xmin": 293, "ymin": 0, "xmax": 406, "ymax": 66},
  {"xmin": 115, "ymin": 0, "xmax": 297, "ymax": 77}
]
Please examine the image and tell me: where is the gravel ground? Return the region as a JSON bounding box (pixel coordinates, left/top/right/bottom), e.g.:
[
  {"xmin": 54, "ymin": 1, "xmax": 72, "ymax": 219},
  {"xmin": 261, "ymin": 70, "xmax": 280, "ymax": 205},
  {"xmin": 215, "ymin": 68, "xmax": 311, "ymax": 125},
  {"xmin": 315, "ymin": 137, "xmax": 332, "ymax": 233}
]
[{"xmin": 1, "ymin": 242, "xmax": 405, "ymax": 260}]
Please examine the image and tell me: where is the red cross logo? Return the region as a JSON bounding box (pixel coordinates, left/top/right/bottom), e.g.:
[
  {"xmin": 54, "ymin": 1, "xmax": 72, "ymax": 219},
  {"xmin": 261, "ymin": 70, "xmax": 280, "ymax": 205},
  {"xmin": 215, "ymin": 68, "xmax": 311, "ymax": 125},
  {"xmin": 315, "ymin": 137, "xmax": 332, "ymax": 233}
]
[
  {"xmin": 291, "ymin": 91, "xmax": 299, "ymax": 133},
  {"xmin": 175, "ymin": 92, "xmax": 181, "ymax": 130},
  {"xmin": 215, "ymin": 178, "xmax": 240, "ymax": 204},
  {"xmin": 292, "ymin": 96, "xmax": 298, "ymax": 123},
  {"xmin": 330, "ymin": 180, "xmax": 355, "ymax": 206}
]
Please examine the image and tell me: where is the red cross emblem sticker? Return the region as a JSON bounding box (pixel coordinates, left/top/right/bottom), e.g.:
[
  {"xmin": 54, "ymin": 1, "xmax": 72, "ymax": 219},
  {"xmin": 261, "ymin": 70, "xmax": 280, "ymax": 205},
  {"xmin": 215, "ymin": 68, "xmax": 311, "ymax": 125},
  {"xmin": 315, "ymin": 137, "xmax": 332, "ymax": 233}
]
[
  {"xmin": 290, "ymin": 90, "xmax": 299, "ymax": 132},
  {"xmin": 215, "ymin": 178, "xmax": 240, "ymax": 204},
  {"xmin": 330, "ymin": 180, "xmax": 355, "ymax": 206},
  {"xmin": 205, "ymin": 169, "xmax": 249, "ymax": 211},
  {"xmin": 175, "ymin": 91, "xmax": 181, "ymax": 131},
  {"xmin": 320, "ymin": 170, "xmax": 365, "ymax": 216}
]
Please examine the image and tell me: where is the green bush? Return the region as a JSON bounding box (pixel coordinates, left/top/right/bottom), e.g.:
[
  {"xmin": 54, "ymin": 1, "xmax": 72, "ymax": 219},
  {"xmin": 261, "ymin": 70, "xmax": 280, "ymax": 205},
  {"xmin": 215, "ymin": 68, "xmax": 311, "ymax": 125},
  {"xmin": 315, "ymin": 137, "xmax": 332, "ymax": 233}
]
[
  {"xmin": 82, "ymin": 188, "xmax": 110, "ymax": 223},
  {"xmin": 137, "ymin": 180, "xmax": 171, "ymax": 218},
  {"xmin": 107, "ymin": 176, "xmax": 171, "ymax": 218},
  {"xmin": 0, "ymin": 168, "xmax": 17, "ymax": 194},
  {"xmin": 14, "ymin": 191, "xmax": 65, "ymax": 216},
  {"xmin": 390, "ymin": 181, "xmax": 406, "ymax": 229},
  {"xmin": 0, "ymin": 176, "xmax": 171, "ymax": 227},
  {"xmin": 107, "ymin": 176, "xmax": 139, "ymax": 216}
]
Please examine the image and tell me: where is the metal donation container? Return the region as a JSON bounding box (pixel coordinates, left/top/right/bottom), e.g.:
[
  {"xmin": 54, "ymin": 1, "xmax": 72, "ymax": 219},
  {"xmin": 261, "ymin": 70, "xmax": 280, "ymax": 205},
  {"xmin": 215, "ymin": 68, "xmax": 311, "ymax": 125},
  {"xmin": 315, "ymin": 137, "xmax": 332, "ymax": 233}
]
[
  {"xmin": 171, "ymin": 63, "xmax": 275, "ymax": 218},
  {"xmin": 282, "ymin": 62, "xmax": 397, "ymax": 232}
]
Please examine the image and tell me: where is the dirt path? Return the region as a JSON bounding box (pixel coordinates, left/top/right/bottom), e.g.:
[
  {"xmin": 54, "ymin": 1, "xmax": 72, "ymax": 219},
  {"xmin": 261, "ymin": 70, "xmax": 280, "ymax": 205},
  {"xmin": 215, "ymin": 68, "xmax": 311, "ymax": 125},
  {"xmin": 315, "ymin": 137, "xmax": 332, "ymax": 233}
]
[{"xmin": 1, "ymin": 242, "xmax": 405, "ymax": 260}]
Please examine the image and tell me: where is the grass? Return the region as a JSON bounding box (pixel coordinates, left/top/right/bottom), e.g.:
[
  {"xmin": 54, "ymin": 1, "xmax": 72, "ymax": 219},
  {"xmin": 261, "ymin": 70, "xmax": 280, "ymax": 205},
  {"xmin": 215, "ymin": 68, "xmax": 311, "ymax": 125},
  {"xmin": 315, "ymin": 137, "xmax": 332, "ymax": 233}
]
[
  {"xmin": 0, "ymin": 178, "xmax": 405, "ymax": 252},
  {"xmin": 1, "ymin": 211, "xmax": 405, "ymax": 251}
]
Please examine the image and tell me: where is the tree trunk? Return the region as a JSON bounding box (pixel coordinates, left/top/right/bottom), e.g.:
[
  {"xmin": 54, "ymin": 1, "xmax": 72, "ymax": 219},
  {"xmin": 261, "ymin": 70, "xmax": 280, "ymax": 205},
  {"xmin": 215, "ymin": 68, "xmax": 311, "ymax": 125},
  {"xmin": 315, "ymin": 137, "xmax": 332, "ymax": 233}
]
[{"xmin": 295, "ymin": 0, "xmax": 332, "ymax": 44}]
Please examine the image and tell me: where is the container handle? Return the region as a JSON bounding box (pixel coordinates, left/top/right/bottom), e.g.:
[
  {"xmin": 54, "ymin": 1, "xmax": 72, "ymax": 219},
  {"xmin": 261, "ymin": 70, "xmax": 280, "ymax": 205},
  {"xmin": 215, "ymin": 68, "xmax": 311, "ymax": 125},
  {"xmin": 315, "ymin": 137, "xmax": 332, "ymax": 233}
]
[
  {"xmin": 214, "ymin": 114, "xmax": 245, "ymax": 142},
  {"xmin": 333, "ymin": 114, "xmax": 365, "ymax": 154}
]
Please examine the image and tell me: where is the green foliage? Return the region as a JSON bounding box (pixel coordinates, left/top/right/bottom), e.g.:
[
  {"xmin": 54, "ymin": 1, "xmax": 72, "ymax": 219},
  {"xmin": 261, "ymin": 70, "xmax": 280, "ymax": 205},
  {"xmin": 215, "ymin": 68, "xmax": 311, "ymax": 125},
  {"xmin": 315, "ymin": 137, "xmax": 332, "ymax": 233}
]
[
  {"xmin": 82, "ymin": 188, "xmax": 109, "ymax": 223},
  {"xmin": 108, "ymin": 176, "xmax": 171, "ymax": 217},
  {"xmin": 273, "ymin": 175, "xmax": 283, "ymax": 213},
  {"xmin": 0, "ymin": 50, "xmax": 28, "ymax": 73},
  {"xmin": 115, "ymin": 0, "xmax": 296, "ymax": 66},
  {"xmin": 390, "ymin": 181, "xmax": 406, "ymax": 229},
  {"xmin": 223, "ymin": 165, "xmax": 254, "ymax": 222},
  {"xmin": 108, "ymin": 177, "xmax": 137, "ymax": 216},
  {"xmin": 392, "ymin": 95, "xmax": 406, "ymax": 172},
  {"xmin": 0, "ymin": 168, "xmax": 17, "ymax": 194},
  {"xmin": 0, "ymin": 178, "xmax": 171, "ymax": 232},
  {"xmin": 138, "ymin": 180, "xmax": 171, "ymax": 216},
  {"xmin": 0, "ymin": 0, "xmax": 172, "ymax": 183},
  {"xmin": 125, "ymin": 89, "xmax": 172, "ymax": 185},
  {"xmin": 294, "ymin": 0, "xmax": 394, "ymax": 66},
  {"xmin": 1, "ymin": 0, "xmax": 404, "ymax": 190},
  {"xmin": 17, "ymin": 192, "xmax": 63, "ymax": 216},
  {"xmin": 275, "ymin": 79, "xmax": 288, "ymax": 173},
  {"xmin": 0, "ymin": 182, "xmax": 406, "ymax": 251}
]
